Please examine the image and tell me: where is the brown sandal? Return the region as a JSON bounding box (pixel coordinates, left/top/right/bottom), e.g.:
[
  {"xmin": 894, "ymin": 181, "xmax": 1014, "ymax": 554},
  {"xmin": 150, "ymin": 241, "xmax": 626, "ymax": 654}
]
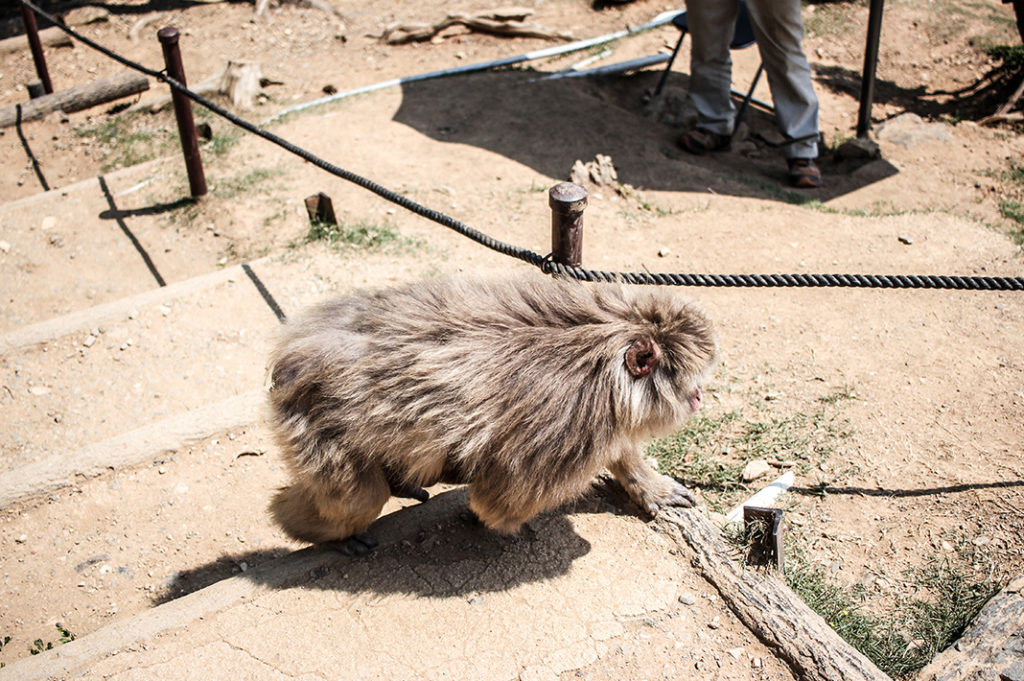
[
  {"xmin": 678, "ymin": 127, "xmax": 732, "ymax": 155},
  {"xmin": 787, "ymin": 158, "xmax": 821, "ymax": 189}
]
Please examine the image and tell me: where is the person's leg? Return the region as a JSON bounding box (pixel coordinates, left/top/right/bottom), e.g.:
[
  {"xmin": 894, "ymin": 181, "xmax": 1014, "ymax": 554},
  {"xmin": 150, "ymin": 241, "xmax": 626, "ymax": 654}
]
[
  {"xmin": 744, "ymin": 0, "xmax": 819, "ymax": 161},
  {"xmin": 686, "ymin": 0, "xmax": 741, "ymax": 137}
]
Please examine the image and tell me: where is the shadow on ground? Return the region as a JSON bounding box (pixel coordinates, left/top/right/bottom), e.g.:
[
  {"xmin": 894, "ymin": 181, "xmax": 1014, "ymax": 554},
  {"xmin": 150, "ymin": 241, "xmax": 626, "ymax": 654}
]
[
  {"xmin": 392, "ymin": 68, "xmax": 898, "ymax": 202},
  {"xmin": 153, "ymin": 487, "xmax": 639, "ymax": 604},
  {"xmin": 813, "ymin": 62, "xmax": 1024, "ymax": 123}
]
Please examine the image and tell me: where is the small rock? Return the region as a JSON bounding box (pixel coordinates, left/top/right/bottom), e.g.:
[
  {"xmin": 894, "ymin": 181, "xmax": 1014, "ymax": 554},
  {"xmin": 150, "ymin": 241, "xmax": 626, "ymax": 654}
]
[
  {"xmin": 835, "ymin": 137, "xmax": 880, "ymax": 161},
  {"xmin": 15, "ymin": 534, "xmax": 27, "ymax": 543},
  {"xmin": 83, "ymin": 335, "xmax": 97, "ymax": 348},
  {"xmin": 898, "ymin": 235, "xmax": 914, "ymax": 245},
  {"xmin": 658, "ymin": 247, "xmax": 671, "ymax": 257},
  {"xmin": 727, "ymin": 647, "xmax": 744, "ymax": 659},
  {"xmin": 158, "ymin": 305, "xmax": 171, "ymax": 316},
  {"xmin": 41, "ymin": 216, "xmax": 57, "ymax": 230},
  {"xmin": 941, "ymin": 540, "xmax": 954, "ymax": 552},
  {"xmin": 751, "ymin": 657, "xmax": 762, "ymax": 669},
  {"xmin": 679, "ymin": 592, "xmax": 697, "ymax": 606},
  {"xmin": 742, "ymin": 459, "xmax": 772, "ymax": 482},
  {"xmin": 0, "ymin": 240, "xmax": 10, "ymax": 253},
  {"xmin": 707, "ymin": 616, "xmax": 721, "ymax": 629}
]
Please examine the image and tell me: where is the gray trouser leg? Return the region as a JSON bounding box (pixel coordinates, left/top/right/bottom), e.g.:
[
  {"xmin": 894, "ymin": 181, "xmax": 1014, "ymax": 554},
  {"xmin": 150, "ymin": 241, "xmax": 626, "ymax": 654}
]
[
  {"xmin": 687, "ymin": 0, "xmax": 820, "ymax": 159},
  {"xmin": 686, "ymin": 0, "xmax": 739, "ymax": 137}
]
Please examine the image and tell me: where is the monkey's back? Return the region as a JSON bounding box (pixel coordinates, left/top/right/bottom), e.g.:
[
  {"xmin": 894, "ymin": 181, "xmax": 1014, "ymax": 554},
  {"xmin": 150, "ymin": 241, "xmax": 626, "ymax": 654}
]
[{"xmin": 268, "ymin": 275, "xmax": 714, "ymax": 509}]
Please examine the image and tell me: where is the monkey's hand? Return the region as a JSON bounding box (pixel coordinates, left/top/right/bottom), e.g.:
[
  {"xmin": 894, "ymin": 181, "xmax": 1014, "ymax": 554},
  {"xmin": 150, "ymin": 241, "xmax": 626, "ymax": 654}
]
[
  {"xmin": 609, "ymin": 457, "xmax": 696, "ymax": 516},
  {"xmin": 633, "ymin": 473, "xmax": 696, "ymax": 515}
]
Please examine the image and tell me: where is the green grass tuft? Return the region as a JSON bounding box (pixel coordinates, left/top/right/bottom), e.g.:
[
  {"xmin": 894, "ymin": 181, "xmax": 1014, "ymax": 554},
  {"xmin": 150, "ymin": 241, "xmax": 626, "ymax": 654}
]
[
  {"xmin": 785, "ymin": 546, "xmax": 1002, "ymax": 679},
  {"xmin": 300, "ymin": 219, "xmax": 422, "ymax": 254}
]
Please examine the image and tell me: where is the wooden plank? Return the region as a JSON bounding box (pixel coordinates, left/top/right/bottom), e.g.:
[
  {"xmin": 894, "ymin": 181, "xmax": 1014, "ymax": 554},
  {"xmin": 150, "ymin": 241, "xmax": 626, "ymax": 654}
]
[{"xmin": 658, "ymin": 508, "xmax": 893, "ymax": 681}]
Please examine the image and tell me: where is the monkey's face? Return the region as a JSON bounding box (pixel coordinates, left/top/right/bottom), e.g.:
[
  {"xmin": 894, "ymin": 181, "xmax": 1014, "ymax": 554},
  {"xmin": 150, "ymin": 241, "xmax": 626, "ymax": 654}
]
[{"xmin": 616, "ymin": 297, "xmax": 718, "ymax": 435}]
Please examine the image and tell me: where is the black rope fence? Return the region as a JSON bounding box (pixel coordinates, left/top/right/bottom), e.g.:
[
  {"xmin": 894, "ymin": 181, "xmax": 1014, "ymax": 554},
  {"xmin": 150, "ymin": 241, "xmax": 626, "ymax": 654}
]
[{"xmin": 16, "ymin": 0, "xmax": 1024, "ymax": 292}]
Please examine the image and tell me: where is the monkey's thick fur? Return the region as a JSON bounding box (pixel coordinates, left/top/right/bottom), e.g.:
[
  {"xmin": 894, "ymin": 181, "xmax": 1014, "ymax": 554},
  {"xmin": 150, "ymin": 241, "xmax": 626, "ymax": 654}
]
[{"xmin": 267, "ymin": 275, "xmax": 718, "ymax": 547}]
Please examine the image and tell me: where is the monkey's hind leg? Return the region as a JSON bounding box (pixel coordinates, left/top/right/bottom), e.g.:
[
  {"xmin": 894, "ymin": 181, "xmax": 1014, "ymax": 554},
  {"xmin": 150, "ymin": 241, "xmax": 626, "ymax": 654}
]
[
  {"xmin": 467, "ymin": 479, "xmax": 549, "ymax": 535},
  {"xmin": 608, "ymin": 448, "xmax": 696, "ymax": 516},
  {"xmin": 270, "ymin": 466, "xmax": 391, "ymax": 553}
]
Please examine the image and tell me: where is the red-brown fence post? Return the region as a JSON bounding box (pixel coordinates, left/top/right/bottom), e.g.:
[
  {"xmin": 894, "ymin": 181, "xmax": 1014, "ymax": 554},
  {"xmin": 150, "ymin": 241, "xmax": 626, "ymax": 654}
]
[
  {"xmin": 157, "ymin": 27, "xmax": 207, "ymax": 198},
  {"xmin": 19, "ymin": 2, "xmax": 54, "ymax": 96},
  {"xmin": 548, "ymin": 182, "xmax": 587, "ymax": 268}
]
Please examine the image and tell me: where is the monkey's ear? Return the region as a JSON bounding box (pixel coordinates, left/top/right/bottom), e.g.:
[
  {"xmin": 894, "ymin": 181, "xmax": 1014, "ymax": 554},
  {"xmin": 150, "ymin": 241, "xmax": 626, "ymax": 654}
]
[{"xmin": 625, "ymin": 338, "xmax": 661, "ymax": 377}]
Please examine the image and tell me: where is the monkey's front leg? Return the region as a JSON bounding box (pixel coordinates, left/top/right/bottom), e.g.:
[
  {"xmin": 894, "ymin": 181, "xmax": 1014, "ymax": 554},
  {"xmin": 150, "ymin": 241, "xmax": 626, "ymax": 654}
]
[{"xmin": 608, "ymin": 448, "xmax": 696, "ymax": 515}]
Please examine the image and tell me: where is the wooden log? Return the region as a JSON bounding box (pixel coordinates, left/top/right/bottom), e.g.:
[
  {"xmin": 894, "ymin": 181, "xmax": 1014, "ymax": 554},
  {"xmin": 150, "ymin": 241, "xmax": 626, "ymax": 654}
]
[
  {"xmin": 915, "ymin": 574, "xmax": 1024, "ymax": 681},
  {"xmin": 657, "ymin": 508, "xmax": 893, "ymax": 681},
  {"xmin": 0, "ymin": 70, "xmax": 149, "ymax": 129},
  {"xmin": 0, "ymin": 25, "xmax": 72, "ymax": 55}
]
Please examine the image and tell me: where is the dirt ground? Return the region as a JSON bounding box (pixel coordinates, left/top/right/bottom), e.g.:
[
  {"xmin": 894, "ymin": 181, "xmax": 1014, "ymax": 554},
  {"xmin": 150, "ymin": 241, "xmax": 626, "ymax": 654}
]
[{"xmin": 1, "ymin": 0, "xmax": 1023, "ymax": 675}]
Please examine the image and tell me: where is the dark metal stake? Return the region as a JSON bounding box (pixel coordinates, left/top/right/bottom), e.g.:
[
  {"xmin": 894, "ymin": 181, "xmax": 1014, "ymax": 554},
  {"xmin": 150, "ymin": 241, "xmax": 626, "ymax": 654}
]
[
  {"xmin": 743, "ymin": 506, "xmax": 785, "ymax": 573},
  {"xmin": 20, "ymin": 2, "xmax": 53, "ymax": 95},
  {"xmin": 856, "ymin": 0, "xmax": 886, "ymax": 138},
  {"xmin": 549, "ymin": 182, "xmax": 587, "ymax": 268},
  {"xmin": 304, "ymin": 192, "xmax": 338, "ymax": 226},
  {"xmin": 158, "ymin": 27, "xmax": 207, "ymax": 198}
]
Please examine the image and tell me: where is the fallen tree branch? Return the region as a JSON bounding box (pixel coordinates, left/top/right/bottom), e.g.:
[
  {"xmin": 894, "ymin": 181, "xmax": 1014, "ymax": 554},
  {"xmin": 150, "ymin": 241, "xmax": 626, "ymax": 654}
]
[
  {"xmin": 129, "ymin": 12, "xmax": 165, "ymax": 44},
  {"xmin": 382, "ymin": 7, "xmax": 572, "ymax": 44},
  {"xmin": 657, "ymin": 508, "xmax": 892, "ymax": 681}
]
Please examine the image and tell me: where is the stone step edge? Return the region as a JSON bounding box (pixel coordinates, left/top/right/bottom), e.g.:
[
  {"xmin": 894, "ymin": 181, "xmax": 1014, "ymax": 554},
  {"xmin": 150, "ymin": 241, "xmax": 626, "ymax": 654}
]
[
  {"xmin": 0, "ymin": 488, "xmax": 470, "ymax": 681},
  {"xmin": 0, "ymin": 256, "xmax": 272, "ymax": 355},
  {"xmin": 0, "ymin": 158, "xmax": 172, "ymax": 212},
  {"xmin": 0, "ymin": 389, "xmax": 264, "ymax": 509}
]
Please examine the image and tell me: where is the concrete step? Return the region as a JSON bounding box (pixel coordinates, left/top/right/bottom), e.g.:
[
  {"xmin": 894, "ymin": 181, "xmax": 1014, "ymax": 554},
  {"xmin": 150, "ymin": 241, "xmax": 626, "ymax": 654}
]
[
  {"xmin": 0, "ymin": 260, "xmax": 280, "ymax": 476},
  {"xmin": 0, "ymin": 482, "xmax": 794, "ymax": 681},
  {"xmin": 0, "ymin": 159, "xmax": 235, "ymax": 332}
]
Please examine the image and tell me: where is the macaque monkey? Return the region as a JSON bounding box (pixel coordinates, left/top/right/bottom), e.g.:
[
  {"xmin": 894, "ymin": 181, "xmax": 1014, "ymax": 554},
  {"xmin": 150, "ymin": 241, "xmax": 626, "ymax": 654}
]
[{"xmin": 267, "ymin": 275, "xmax": 718, "ymax": 554}]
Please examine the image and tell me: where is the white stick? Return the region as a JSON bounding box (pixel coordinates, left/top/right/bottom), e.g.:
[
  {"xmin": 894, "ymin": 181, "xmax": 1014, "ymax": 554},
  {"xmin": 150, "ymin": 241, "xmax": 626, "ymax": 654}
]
[{"xmin": 724, "ymin": 471, "xmax": 795, "ymax": 526}]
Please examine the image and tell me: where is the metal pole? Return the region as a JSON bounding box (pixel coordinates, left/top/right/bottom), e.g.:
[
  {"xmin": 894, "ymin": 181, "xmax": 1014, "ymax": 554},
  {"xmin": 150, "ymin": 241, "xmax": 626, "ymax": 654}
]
[
  {"xmin": 549, "ymin": 182, "xmax": 587, "ymax": 268},
  {"xmin": 158, "ymin": 27, "xmax": 207, "ymax": 198},
  {"xmin": 856, "ymin": 0, "xmax": 885, "ymax": 138},
  {"xmin": 19, "ymin": 1, "xmax": 53, "ymax": 95}
]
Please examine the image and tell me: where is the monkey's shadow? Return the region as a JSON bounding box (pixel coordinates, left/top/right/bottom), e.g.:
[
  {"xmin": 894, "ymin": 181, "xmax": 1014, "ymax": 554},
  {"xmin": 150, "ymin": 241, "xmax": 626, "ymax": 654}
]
[{"xmin": 155, "ymin": 484, "xmax": 646, "ymax": 604}]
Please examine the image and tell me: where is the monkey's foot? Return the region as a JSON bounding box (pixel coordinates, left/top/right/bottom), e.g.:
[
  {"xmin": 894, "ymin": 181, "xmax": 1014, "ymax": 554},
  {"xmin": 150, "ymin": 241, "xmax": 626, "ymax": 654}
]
[{"xmin": 321, "ymin": 532, "xmax": 379, "ymax": 556}]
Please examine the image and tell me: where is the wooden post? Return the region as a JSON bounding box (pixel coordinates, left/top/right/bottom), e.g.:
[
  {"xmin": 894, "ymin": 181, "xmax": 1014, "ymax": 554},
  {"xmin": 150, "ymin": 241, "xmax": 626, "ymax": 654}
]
[
  {"xmin": 548, "ymin": 182, "xmax": 587, "ymax": 268},
  {"xmin": 19, "ymin": 2, "xmax": 54, "ymax": 95},
  {"xmin": 158, "ymin": 27, "xmax": 207, "ymax": 198}
]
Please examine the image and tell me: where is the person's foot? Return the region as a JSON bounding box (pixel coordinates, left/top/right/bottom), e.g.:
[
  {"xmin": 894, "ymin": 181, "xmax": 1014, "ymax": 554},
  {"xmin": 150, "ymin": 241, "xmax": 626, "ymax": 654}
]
[
  {"xmin": 677, "ymin": 127, "xmax": 731, "ymax": 155},
  {"xmin": 787, "ymin": 158, "xmax": 822, "ymax": 189}
]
